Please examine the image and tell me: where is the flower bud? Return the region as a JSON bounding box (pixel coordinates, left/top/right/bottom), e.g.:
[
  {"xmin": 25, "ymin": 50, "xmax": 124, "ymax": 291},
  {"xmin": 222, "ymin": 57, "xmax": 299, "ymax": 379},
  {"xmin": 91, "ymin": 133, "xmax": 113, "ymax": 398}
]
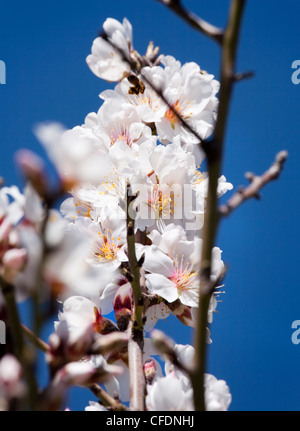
[
  {"xmin": 15, "ymin": 149, "xmax": 47, "ymax": 196},
  {"xmin": 144, "ymin": 359, "xmax": 157, "ymax": 385},
  {"xmin": 0, "ymin": 354, "xmax": 26, "ymax": 399},
  {"xmin": 47, "ymin": 319, "xmax": 94, "ymax": 372},
  {"xmin": 2, "ymin": 248, "xmax": 27, "ymax": 271},
  {"xmin": 150, "ymin": 329, "xmax": 175, "ymax": 356},
  {"xmin": 54, "ymin": 359, "xmax": 122, "ymax": 387},
  {"xmin": 113, "ymin": 282, "xmax": 133, "ymax": 331},
  {"xmin": 90, "ymin": 331, "xmax": 129, "ymax": 356},
  {"xmin": 167, "ymin": 300, "xmax": 194, "ymax": 327},
  {"xmin": 93, "ymin": 307, "xmax": 118, "ymax": 335},
  {"xmin": 1, "ymin": 248, "xmax": 27, "ymax": 283}
]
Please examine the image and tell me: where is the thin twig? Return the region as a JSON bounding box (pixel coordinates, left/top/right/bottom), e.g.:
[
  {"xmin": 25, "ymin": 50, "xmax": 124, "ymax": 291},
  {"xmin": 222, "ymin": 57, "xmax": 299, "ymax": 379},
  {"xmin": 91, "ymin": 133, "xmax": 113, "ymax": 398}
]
[
  {"xmin": 156, "ymin": 0, "xmax": 224, "ymax": 44},
  {"xmin": 127, "ymin": 334, "xmax": 145, "ymax": 411},
  {"xmin": 21, "ymin": 323, "xmax": 50, "ymax": 353},
  {"xmin": 0, "ymin": 277, "xmax": 39, "ymax": 410},
  {"xmin": 0, "ymin": 279, "xmax": 24, "ymax": 360},
  {"xmin": 191, "ymin": 0, "xmax": 247, "ymax": 411},
  {"xmin": 126, "ymin": 183, "xmax": 146, "ymax": 411},
  {"xmin": 89, "ymin": 383, "xmax": 127, "ymax": 411},
  {"xmin": 233, "ymin": 70, "xmax": 255, "ymax": 82},
  {"xmin": 219, "ymin": 150, "xmax": 288, "ymax": 217},
  {"xmin": 126, "ymin": 184, "xmax": 144, "ymax": 330}
]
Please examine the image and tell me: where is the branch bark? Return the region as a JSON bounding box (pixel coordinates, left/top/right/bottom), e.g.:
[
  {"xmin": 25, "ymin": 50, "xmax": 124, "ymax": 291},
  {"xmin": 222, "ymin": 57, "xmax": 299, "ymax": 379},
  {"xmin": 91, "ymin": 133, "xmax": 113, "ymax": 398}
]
[
  {"xmin": 21, "ymin": 323, "xmax": 50, "ymax": 353},
  {"xmin": 0, "ymin": 277, "xmax": 39, "ymax": 410},
  {"xmin": 156, "ymin": 0, "xmax": 224, "ymax": 44},
  {"xmin": 191, "ymin": 0, "xmax": 247, "ymax": 411},
  {"xmin": 219, "ymin": 150, "xmax": 288, "ymax": 217},
  {"xmin": 126, "ymin": 184, "xmax": 146, "ymax": 411},
  {"xmin": 89, "ymin": 383, "xmax": 127, "ymax": 411}
]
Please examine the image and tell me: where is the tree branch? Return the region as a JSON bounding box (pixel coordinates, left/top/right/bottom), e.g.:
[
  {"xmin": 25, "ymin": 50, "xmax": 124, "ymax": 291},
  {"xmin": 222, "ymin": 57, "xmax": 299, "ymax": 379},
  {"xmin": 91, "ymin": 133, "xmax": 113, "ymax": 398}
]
[
  {"xmin": 21, "ymin": 324, "xmax": 50, "ymax": 353},
  {"xmin": 156, "ymin": 0, "xmax": 224, "ymax": 44},
  {"xmin": 219, "ymin": 150, "xmax": 288, "ymax": 217},
  {"xmin": 0, "ymin": 277, "xmax": 39, "ymax": 410},
  {"xmin": 89, "ymin": 383, "xmax": 127, "ymax": 411},
  {"xmin": 0, "ymin": 279, "xmax": 25, "ymax": 360},
  {"xmin": 127, "ymin": 334, "xmax": 145, "ymax": 411},
  {"xmin": 126, "ymin": 183, "xmax": 146, "ymax": 411},
  {"xmin": 126, "ymin": 184, "xmax": 144, "ymax": 331},
  {"xmin": 191, "ymin": 0, "xmax": 247, "ymax": 411}
]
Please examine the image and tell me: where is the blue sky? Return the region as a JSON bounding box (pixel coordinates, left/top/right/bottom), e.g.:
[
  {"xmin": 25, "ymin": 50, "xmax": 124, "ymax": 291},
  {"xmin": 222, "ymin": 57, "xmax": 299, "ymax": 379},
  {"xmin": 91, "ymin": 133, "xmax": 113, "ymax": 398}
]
[{"xmin": 1, "ymin": 0, "xmax": 300, "ymax": 411}]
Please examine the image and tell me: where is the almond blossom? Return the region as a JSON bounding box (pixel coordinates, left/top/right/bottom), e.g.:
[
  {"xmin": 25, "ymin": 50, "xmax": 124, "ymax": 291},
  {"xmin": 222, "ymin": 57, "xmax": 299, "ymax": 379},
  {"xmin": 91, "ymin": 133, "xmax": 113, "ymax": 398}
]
[
  {"xmin": 145, "ymin": 370, "xmax": 231, "ymax": 411},
  {"xmin": 101, "ymin": 54, "xmax": 219, "ymax": 145},
  {"xmin": 142, "ymin": 224, "xmax": 224, "ymax": 307},
  {"xmin": 146, "ymin": 342, "xmax": 231, "ymax": 411},
  {"xmin": 86, "ymin": 18, "xmax": 133, "ymax": 82},
  {"xmin": 154, "ymin": 55, "xmax": 219, "ymax": 144},
  {"xmin": 0, "ymin": 355, "xmax": 26, "ymax": 401},
  {"xmin": 0, "ymin": 15, "xmax": 236, "ymax": 412}
]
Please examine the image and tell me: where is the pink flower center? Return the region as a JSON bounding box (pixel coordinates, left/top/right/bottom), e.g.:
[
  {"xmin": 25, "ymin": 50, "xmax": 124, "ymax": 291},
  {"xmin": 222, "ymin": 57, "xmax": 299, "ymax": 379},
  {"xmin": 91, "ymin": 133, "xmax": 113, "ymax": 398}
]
[
  {"xmin": 171, "ymin": 255, "xmax": 198, "ymax": 294},
  {"xmin": 110, "ymin": 126, "xmax": 132, "ymax": 147}
]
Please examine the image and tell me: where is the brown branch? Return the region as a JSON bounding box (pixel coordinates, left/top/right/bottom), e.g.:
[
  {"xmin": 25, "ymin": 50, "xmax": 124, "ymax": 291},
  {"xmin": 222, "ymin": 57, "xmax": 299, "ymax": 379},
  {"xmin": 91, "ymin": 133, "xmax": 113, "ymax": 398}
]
[
  {"xmin": 219, "ymin": 150, "xmax": 288, "ymax": 217},
  {"xmin": 126, "ymin": 184, "xmax": 146, "ymax": 411},
  {"xmin": 191, "ymin": 0, "xmax": 247, "ymax": 412},
  {"xmin": 89, "ymin": 384, "xmax": 127, "ymax": 411},
  {"xmin": 233, "ymin": 70, "xmax": 255, "ymax": 82},
  {"xmin": 127, "ymin": 335, "xmax": 145, "ymax": 411},
  {"xmin": 126, "ymin": 184, "xmax": 144, "ymax": 330},
  {"xmin": 156, "ymin": 0, "xmax": 224, "ymax": 44},
  {"xmin": 0, "ymin": 277, "xmax": 39, "ymax": 410},
  {"xmin": 0, "ymin": 279, "xmax": 25, "ymax": 360},
  {"xmin": 21, "ymin": 324, "xmax": 50, "ymax": 353}
]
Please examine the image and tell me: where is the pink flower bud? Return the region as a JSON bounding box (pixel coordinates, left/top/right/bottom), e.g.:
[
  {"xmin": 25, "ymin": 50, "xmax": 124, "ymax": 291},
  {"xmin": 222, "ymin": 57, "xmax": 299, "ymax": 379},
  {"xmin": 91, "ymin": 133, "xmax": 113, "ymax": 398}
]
[
  {"xmin": 0, "ymin": 354, "xmax": 26, "ymax": 399},
  {"xmin": 15, "ymin": 149, "xmax": 47, "ymax": 196},
  {"xmin": 144, "ymin": 359, "xmax": 157, "ymax": 385},
  {"xmin": 0, "ymin": 217, "xmax": 11, "ymax": 246},
  {"xmin": 93, "ymin": 307, "xmax": 118, "ymax": 335},
  {"xmin": 54, "ymin": 359, "xmax": 122, "ymax": 387},
  {"xmin": 2, "ymin": 248, "xmax": 27, "ymax": 271},
  {"xmin": 168, "ymin": 301, "xmax": 194, "ymax": 327},
  {"xmin": 113, "ymin": 282, "xmax": 133, "ymax": 330},
  {"xmin": 1, "ymin": 248, "xmax": 28, "ymax": 283}
]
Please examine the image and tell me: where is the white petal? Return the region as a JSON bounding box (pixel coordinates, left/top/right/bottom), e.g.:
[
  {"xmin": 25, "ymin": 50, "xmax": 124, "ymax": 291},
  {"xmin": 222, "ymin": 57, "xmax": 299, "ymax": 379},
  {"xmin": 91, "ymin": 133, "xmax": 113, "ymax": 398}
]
[
  {"xmin": 143, "ymin": 245, "xmax": 174, "ymax": 277},
  {"xmin": 145, "ymin": 273, "xmax": 178, "ymax": 303}
]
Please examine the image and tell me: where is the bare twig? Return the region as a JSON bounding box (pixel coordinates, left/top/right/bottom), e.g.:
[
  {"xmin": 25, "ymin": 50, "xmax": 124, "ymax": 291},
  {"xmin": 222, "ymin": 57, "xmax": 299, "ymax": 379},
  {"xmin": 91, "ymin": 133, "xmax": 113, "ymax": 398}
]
[
  {"xmin": 89, "ymin": 384, "xmax": 127, "ymax": 411},
  {"xmin": 126, "ymin": 184, "xmax": 146, "ymax": 411},
  {"xmin": 233, "ymin": 70, "xmax": 255, "ymax": 82},
  {"xmin": 156, "ymin": 0, "xmax": 224, "ymax": 44},
  {"xmin": 127, "ymin": 334, "xmax": 145, "ymax": 411},
  {"xmin": 126, "ymin": 184, "xmax": 144, "ymax": 330},
  {"xmin": 191, "ymin": 0, "xmax": 247, "ymax": 411},
  {"xmin": 0, "ymin": 279, "xmax": 25, "ymax": 360},
  {"xmin": 0, "ymin": 277, "xmax": 39, "ymax": 410},
  {"xmin": 21, "ymin": 324, "xmax": 50, "ymax": 353},
  {"xmin": 219, "ymin": 150, "xmax": 288, "ymax": 217}
]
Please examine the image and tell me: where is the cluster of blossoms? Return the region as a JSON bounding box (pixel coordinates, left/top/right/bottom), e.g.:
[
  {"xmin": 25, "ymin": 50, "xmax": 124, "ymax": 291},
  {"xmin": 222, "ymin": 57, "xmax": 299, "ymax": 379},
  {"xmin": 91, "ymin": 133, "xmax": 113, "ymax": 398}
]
[{"xmin": 0, "ymin": 18, "xmax": 233, "ymax": 411}]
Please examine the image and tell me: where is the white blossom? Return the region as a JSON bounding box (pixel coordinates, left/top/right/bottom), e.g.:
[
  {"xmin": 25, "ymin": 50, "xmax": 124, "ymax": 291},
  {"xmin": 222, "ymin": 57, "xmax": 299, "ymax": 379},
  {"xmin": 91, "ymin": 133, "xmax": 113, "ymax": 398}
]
[
  {"xmin": 0, "ymin": 355, "xmax": 25, "ymax": 400},
  {"xmin": 142, "ymin": 224, "xmax": 224, "ymax": 307},
  {"xmin": 86, "ymin": 18, "xmax": 133, "ymax": 82}
]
